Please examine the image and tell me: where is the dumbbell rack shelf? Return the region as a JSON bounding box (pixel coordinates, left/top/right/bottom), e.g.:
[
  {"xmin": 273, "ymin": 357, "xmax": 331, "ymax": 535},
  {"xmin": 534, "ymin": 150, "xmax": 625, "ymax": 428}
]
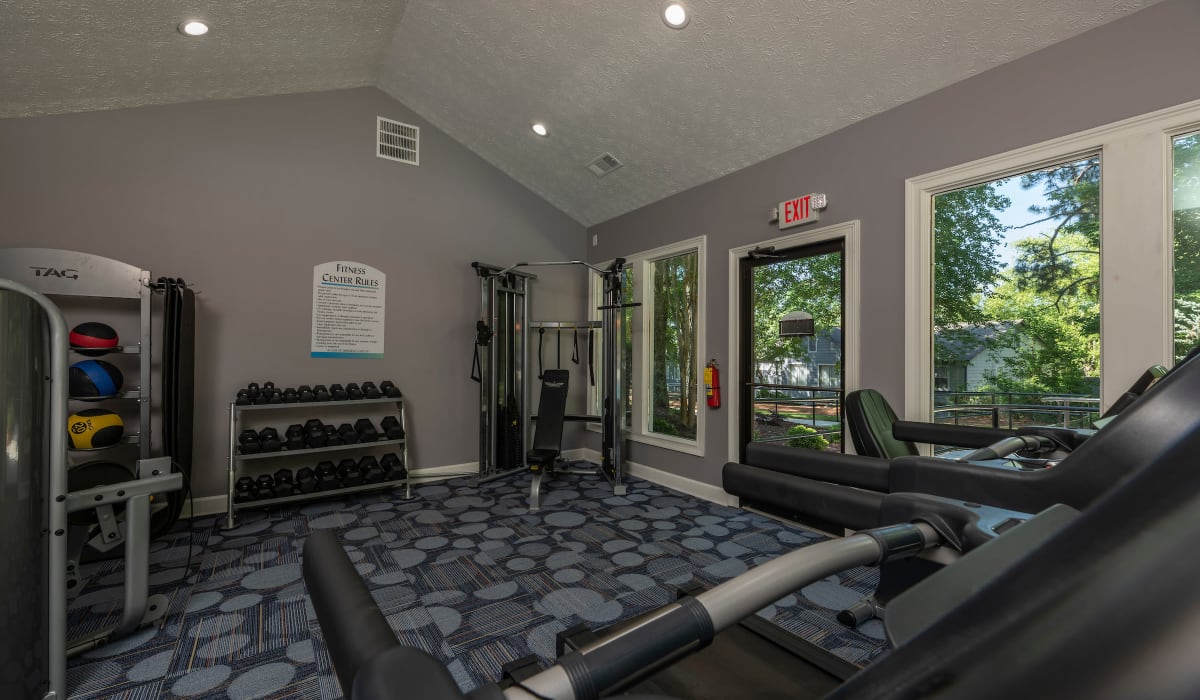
[
  {"xmin": 225, "ymin": 395, "xmax": 411, "ymax": 529},
  {"xmin": 234, "ymin": 438, "xmax": 405, "ymax": 462}
]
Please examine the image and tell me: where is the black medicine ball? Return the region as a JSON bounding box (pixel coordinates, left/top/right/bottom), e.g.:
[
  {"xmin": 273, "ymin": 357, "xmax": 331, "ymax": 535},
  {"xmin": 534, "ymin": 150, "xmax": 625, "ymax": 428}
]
[
  {"xmin": 69, "ymin": 360, "xmax": 124, "ymax": 399},
  {"xmin": 70, "ymin": 322, "xmax": 120, "ymax": 355}
]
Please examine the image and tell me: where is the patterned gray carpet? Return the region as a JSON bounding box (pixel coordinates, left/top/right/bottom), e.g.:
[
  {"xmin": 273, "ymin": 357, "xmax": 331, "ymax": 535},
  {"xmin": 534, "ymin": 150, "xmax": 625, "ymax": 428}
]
[{"xmin": 65, "ymin": 470, "xmax": 886, "ymax": 699}]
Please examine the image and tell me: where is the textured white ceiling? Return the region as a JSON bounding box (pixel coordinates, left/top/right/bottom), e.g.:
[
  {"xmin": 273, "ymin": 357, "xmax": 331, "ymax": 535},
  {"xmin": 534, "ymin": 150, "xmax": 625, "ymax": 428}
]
[
  {"xmin": 0, "ymin": 0, "xmax": 408, "ymax": 119},
  {"xmin": 377, "ymin": 0, "xmax": 1158, "ymax": 225},
  {"xmin": 1, "ymin": 0, "xmax": 1159, "ymax": 225}
]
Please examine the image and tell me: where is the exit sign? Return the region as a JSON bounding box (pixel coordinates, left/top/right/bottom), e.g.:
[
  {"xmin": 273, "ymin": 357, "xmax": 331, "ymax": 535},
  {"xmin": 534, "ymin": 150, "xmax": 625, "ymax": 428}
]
[{"xmin": 774, "ymin": 193, "xmax": 828, "ymax": 230}]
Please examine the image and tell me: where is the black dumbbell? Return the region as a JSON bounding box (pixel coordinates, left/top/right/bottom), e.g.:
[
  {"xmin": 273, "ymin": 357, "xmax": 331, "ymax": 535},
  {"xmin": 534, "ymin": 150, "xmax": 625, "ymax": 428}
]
[
  {"xmin": 379, "ymin": 380, "xmax": 402, "ymax": 398},
  {"xmin": 306, "ymin": 422, "xmax": 327, "ymax": 448},
  {"xmin": 273, "ymin": 468, "xmax": 295, "ymax": 497},
  {"xmin": 258, "ymin": 427, "xmax": 282, "ymax": 452},
  {"xmin": 263, "ymin": 381, "xmax": 275, "ymax": 392},
  {"xmin": 338, "ymin": 458, "xmax": 365, "ymax": 486},
  {"xmin": 235, "ymin": 476, "xmax": 257, "ymax": 502},
  {"xmin": 298, "ymin": 385, "xmax": 315, "ymax": 403},
  {"xmin": 380, "ymin": 416, "xmax": 405, "ymax": 440},
  {"xmin": 314, "ymin": 461, "xmax": 339, "ymax": 490},
  {"xmin": 361, "ymin": 381, "xmax": 382, "ymax": 399},
  {"xmin": 329, "ymin": 383, "xmax": 349, "ymax": 401},
  {"xmin": 360, "ymin": 455, "xmax": 386, "ymax": 483},
  {"xmin": 324, "ymin": 425, "xmax": 342, "ymax": 446},
  {"xmin": 255, "ymin": 474, "xmax": 275, "ymax": 497},
  {"xmin": 238, "ymin": 429, "xmax": 261, "ymax": 454},
  {"xmin": 246, "ymin": 382, "xmax": 261, "ymax": 399},
  {"xmin": 284, "ymin": 424, "xmax": 305, "ymax": 451},
  {"xmin": 252, "ymin": 391, "xmax": 270, "ymax": 405},
  {"xmin": 381, "ymin": 453, "xmax": 406, "ymax": 481},
  {"xmin": 282, "ymin": 387, "xmax": 299, "ymax": 403},
  {"xmin": 354, "ymin": 418, "xmax": 380, "ymax": 443},
  {"xmin": 236, "ymin": 389, "xmax": 252, "ymax": 406},
  {"xmin": 313, "ymin": 384, "xmax": 332, "ymax": 402},
  {"xmin": 295, "ymin": 467, "xmax": 318, "ymax": 493},
  {"xmin": 266, "ymin": 389, "xmax": 283, "ymax": 404},
  {"xmin": 346, "ymin": 382, "xmax": 364, "ymax": 400},
  {"xmin": 337, "ymin": 423, "xmax": 360, "ymax": 445}
]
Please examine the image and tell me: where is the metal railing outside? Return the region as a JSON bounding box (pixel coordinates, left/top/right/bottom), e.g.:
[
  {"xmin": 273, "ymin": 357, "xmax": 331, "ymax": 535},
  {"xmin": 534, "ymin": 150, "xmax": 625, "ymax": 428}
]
[
  {"xmin": 934, "ymin": 390, "xmax": 1100, "ymax": 429},
  {"xmin": 751, "ymin": 385, "xmax": 843, "ymax": 448}
]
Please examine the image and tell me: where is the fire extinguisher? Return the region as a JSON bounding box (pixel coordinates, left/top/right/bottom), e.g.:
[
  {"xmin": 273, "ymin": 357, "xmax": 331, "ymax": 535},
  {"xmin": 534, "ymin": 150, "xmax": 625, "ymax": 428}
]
[{"xmin": 705, "ymin": 359, "xmax": 721, "ymax": 409}]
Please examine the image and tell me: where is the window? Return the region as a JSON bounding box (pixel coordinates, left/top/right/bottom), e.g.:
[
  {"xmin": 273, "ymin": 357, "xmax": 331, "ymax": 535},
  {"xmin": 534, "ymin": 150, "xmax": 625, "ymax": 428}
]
[
  {"xmin": 931, "ymin": 156, "xmax": 1101, "ymax": 430},
  {"xmin": 649, "ymin": 251, "xmax": 699, "ymax": 440},
  {"xmin": 589, "ymin": 237, "xmax": 706, "ymax": 455},
  {"xmin": 907, "ymin": 99, "xmax": 1200, "ymax": 424},
  {"xmin": 1173, "ymin": 131, "xmax": 1200, "ymax": 362}
]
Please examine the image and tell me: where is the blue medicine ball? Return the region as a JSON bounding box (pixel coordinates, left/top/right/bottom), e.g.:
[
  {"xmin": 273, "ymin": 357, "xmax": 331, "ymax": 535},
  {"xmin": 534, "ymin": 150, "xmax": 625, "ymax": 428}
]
[{"xmin": 69, "ymin": 360, "xmax": 124, "ymax": 399}]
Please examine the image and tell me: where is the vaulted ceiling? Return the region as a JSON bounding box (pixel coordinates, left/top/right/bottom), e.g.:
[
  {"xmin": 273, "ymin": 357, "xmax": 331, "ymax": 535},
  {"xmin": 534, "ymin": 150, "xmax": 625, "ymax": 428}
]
[{"xmin": 1, "ymin": 1, "xmax": 1161, "ymax": 225}]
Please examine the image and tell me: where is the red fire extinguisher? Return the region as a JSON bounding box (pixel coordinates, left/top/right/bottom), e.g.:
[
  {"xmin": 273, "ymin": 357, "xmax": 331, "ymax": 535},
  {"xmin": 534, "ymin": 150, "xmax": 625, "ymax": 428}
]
[{"xmin": 705, "ymin": 359, "xmax": 721, "ymax": 409}]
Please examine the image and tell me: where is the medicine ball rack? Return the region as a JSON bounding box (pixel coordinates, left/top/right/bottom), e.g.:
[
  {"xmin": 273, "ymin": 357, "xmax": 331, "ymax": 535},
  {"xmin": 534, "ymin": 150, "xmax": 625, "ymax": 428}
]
[
  {"xmin": 0, "ymin": 249, "xmax": 154, "ymax": 458},
  {"xmin": 224, "ymin": 396, "xmax": 411, "ymax": 529},
  {"xmin": 0, "ymin": 250, "xmax": 185, "ymax": 697}
]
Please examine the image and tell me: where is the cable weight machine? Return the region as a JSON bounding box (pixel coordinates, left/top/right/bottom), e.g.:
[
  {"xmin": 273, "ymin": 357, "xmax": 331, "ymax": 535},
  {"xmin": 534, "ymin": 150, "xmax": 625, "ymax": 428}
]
[{"xmin": 471, "ymin": 259, "xmax": 634, "ymax": 501}]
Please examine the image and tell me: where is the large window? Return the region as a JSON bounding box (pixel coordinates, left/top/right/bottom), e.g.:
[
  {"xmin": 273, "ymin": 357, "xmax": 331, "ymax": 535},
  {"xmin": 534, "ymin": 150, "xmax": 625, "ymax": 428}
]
[
  {"xmin": 932, "ymin": 156, "xmax": 1101, "ymax": 430},
  {"xmin": 589, "ymin": 237, "xmax": 706, "ymax": 455},
  {"xmin": 1174, "ymin": 131, "xmax": 1200, "ymax": 362},
  {"xmin": 907, "ymin": 99, "xmax": 1200, "ymax": 424},
  {"xmin": 649, "ymin": 251, "xmax": 699, "ymax": 440}
]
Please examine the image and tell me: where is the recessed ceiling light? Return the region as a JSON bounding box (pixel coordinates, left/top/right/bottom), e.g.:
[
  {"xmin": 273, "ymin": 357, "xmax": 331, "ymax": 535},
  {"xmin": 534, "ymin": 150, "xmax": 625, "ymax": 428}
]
[
  {"xmin": 178, "ymin": 20, "xmax": 209, "ymax": 36},
  {"xmin": 531, "ymin": 122, "xmax": 548, "ymax": 137},
  {"xmin": 662, "ymin": 2, "xmax": 689, "ymax": 29}
]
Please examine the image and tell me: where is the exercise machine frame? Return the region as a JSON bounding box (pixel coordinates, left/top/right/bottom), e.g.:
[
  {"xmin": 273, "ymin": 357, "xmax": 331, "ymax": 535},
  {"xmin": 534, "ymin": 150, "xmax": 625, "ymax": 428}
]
[
  {"xmin": 472, "ymin": 260, "xmax": 632, "ymax": 505},
  {"xmin": 0, "ymin": 252, "xmax": 185, "ymax": 699}
]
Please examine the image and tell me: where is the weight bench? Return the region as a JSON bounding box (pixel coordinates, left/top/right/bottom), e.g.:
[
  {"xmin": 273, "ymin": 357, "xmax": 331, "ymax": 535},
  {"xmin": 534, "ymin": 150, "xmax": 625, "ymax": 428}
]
[{"xmin": 527, "ymin": 369, "xmax": 583, "ymax": 510}]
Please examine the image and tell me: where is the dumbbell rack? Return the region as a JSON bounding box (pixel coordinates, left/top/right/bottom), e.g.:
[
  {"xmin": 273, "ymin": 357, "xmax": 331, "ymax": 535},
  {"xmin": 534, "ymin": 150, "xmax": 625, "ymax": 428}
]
[{"xmin": 224, "ymin": 396, "xmax": 410, "ymax": 529}]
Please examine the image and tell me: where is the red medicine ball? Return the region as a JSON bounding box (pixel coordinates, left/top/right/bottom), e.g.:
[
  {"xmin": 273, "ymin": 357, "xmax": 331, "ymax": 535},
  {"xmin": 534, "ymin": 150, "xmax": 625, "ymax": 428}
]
[{"xmin": 70, "ymin": 322, "xmax": 119, "ymax": 356}]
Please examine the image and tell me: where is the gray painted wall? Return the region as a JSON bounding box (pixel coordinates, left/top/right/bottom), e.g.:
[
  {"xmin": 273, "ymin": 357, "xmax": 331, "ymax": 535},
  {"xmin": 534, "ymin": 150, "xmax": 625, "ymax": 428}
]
[
  {"xmin": 0, "ymin": 87, "xmax": 587, "ymax": 499},
  {"xmin": 587, "ymin": 0, "xmax": 1200, "ymax": 485}
]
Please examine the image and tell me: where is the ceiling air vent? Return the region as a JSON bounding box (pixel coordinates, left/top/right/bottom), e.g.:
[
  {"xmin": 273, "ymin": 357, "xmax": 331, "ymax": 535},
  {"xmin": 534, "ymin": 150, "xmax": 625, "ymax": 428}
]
[
  {"xmin": 586, "ymin": 152, "xmax": 623, "ymax": 177},
  {"xmin": 377, "ymin": 116, "xmax": 419, "ymax": 165}
]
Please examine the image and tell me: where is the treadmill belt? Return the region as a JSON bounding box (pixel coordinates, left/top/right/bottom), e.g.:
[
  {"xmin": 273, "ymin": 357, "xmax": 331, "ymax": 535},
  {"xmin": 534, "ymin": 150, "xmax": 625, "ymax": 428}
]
[{"xmin": 630, "ymin": 622, "xmax": 842, "ymax": 700}]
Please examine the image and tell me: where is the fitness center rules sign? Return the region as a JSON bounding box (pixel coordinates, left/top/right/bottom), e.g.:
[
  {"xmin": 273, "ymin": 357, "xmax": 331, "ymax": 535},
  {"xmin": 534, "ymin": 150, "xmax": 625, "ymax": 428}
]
[{"xmin": 311, "ymin": 261, "xmax": 386, "ymax": 359}]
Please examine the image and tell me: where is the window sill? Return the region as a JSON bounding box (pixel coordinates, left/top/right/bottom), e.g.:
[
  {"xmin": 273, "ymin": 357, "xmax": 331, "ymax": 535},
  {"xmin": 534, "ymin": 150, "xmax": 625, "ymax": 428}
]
[{"xmin": 585, "ymin": 423, "xmax": 704, "ymax": 457}]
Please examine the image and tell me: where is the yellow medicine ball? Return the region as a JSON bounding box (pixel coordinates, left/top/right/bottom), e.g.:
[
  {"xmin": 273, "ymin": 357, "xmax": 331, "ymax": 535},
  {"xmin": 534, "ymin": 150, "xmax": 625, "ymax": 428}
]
[{"xmin": 68, "ymin": 408, "xmax": 125, "ymax": 449}]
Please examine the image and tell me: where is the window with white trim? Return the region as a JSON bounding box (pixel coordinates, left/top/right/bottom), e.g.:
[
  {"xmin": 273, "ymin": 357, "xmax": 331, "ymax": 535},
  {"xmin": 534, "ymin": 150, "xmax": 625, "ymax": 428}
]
[
  {"xmin": 906, "ymin": 99, "xmax": 1200, "ymax": 423},
  {"xmin": 589, "ymin": 237, "xmax": 707, "ymax": 455}
]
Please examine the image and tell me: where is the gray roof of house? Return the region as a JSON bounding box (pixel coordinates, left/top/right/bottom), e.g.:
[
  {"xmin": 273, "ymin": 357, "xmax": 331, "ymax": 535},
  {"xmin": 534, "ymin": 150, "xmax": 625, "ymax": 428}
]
[{"xmin": 935, "ymin": 320, "xmax": 1021, "ymax": 363}]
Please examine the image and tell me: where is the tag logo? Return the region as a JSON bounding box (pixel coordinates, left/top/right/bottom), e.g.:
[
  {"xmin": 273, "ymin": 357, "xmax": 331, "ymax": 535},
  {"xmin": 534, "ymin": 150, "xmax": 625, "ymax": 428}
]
[{"xmin": 30, "ymin": 266, "xmax": 80, "ymax": 280}]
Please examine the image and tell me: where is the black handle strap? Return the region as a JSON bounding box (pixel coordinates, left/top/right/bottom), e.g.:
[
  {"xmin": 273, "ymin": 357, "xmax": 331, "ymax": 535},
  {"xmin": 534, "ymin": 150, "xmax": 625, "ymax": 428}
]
[
  {"xmin": 471, "ymin": 344, "xmax": 482, "ymax": 383},
  {"xmin": 538, "ymin": 328, "xmax": 545, "ymax": 379},
  {"xmin": 557, "ymin": 328, "xmax": 562, "ymax": 369},
  {"xmin": 588, "ymin": 329, "xmax": 595, "ymax": 386},
  {"xmin": 572, "ymin": 328, "xmax": 580, "ymax": 364}
]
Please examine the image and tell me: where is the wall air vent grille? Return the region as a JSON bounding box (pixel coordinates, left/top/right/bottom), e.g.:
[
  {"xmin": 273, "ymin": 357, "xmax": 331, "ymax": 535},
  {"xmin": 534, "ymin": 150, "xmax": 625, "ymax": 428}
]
[
  {"xmin": 377, "ymin": 116, "xmax": 419, "ymax": 165},
  {"xmin": 586, "ymin": 152, "xmax": 623, "ymax": 177}
]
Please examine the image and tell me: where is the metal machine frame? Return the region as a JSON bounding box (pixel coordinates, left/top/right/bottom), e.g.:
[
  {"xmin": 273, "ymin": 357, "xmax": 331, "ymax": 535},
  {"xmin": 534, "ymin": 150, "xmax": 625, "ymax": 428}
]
[
  {"xmin": 0, "ymin": 250, "xmax": 184, "ymax": 698},
  {"xmin": 472, "ymin": 259, "xmax": 632, "ymax": 507}
]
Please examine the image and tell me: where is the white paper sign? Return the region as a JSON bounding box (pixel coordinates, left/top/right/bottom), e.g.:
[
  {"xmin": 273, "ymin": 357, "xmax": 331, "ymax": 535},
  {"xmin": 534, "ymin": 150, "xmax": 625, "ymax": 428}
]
[{"xmin": 311, "ymin": 261, "xmax": 386, "ymax": 359}]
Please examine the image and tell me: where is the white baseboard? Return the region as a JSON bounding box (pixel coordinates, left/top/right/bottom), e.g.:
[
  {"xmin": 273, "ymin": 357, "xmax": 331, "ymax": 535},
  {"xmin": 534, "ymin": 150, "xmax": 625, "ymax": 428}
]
[
  {"xmin": 184, "ymin": 461, "xmax": 490, "ymax": 517},
  {"xmin": 573, "ymin": 448, "xmax": 740, "ymax": 507},
  {"xmin": 408, "ymin": 462, "xmax": 480, "ymax": 480},
  {"xmin": 182, "ymin": 495, "xmax": 229, "ymax": 518},
  {"xmin": 182, "ymin": 450, "xmax": 739, "ymax": 518}
]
